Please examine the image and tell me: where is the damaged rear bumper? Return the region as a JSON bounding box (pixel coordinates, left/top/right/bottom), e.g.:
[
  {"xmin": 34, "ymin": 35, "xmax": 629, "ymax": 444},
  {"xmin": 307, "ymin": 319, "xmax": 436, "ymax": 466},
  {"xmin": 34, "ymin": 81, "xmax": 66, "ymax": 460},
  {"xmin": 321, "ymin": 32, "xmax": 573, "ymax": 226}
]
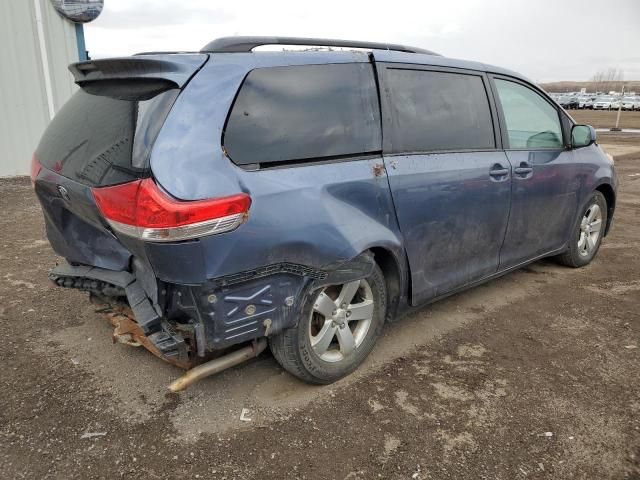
[
  {"xmin": 50, "ymin": 263, "xmax": 161, "ymax": 331},
  {"xmin": 49, "ymin": 263, "xmax": 191, "ymax": 367},
  {"xmin": 49, "ymin": 255, "xmax": 376, "ymax": 369}
]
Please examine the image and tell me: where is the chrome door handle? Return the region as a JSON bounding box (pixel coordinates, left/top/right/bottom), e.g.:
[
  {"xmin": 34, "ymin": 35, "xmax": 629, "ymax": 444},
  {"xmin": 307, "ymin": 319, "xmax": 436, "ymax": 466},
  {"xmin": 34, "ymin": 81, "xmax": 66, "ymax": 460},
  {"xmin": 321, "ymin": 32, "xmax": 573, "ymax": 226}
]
[
  {"xmin": 514, "ymin": 167, "xmax": 533, "ymax": 175},
  {"xmin": 489, "ymin": 164, "xmax": 509, "ymax": 178}
]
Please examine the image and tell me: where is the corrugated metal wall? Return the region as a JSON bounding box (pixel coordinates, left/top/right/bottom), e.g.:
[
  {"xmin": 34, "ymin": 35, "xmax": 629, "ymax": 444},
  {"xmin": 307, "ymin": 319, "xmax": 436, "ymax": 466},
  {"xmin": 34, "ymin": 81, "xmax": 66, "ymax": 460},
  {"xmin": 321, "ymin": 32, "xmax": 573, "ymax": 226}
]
[{"xmin": 0, "ymin": 0, "xmax": 78, "ymax": 177}]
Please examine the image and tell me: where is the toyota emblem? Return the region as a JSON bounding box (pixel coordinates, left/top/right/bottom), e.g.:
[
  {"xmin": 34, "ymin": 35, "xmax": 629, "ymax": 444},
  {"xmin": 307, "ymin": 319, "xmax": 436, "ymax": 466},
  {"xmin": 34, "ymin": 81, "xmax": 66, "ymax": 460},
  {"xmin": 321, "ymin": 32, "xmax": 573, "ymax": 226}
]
[{"xmin": 57, "ymin": 185, "xmax": 71, "ymax": 202}]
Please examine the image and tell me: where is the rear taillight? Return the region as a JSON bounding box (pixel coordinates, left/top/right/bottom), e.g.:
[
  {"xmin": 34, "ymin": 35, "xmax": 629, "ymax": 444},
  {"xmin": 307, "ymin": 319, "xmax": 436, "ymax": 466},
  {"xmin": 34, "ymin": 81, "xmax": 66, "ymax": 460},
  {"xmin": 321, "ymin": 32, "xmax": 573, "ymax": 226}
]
[
  {"xmin": 92, "ymin": 178, "xmax": 251, "ymax": 242},
  {"xmin": 30, "ymin": 154, "xmax": 42, "ymax": 185}
]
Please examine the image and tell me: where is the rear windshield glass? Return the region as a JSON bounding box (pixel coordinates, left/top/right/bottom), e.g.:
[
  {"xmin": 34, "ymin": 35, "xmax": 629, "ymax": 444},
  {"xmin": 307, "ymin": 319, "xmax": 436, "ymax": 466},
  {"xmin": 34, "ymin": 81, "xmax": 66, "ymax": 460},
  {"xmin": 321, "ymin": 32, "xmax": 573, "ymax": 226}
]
[
  {"xmin": 223, "ymin": 63, "xmax": 381, "ymax": 165},
  {"xmin": 36, "ymin": 88, "xmax": 178, "ymax": 186}
]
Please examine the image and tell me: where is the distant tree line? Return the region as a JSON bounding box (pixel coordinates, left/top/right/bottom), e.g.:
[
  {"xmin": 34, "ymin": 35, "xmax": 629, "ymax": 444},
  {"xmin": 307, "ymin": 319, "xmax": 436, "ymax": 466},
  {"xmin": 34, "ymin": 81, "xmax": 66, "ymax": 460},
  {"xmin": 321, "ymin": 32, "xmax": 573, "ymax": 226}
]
[{"xmin": 590, "ymin": 68, "xmax": 625, "ymax": 93}]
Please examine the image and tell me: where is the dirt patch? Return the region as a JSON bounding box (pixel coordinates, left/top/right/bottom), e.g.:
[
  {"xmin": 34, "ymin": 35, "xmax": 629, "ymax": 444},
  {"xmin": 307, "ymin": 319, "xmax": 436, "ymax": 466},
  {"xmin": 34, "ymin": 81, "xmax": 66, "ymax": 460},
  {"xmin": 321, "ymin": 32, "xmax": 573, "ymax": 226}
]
[
  {"xmin": 572, "ymin": 109, "xmax": 640, "ymax": 129},
  {"xmin": 1, "ymin": 146, "xmax": 639, "ymax": 478},
  {"xmin": 599, "ymin": 132, "xmax": 640, "ymax": 147},
  {"xmin": 599, "ymin": 143, "xmax": 640, "ymax": 158}
]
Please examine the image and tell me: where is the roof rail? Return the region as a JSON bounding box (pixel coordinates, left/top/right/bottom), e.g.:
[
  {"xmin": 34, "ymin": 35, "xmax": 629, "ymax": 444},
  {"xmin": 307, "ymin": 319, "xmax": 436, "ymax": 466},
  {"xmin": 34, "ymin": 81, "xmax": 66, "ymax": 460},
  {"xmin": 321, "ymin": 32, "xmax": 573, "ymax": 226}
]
[
  {"xmin": 200, "ymin": 36, "xmax": 439, "ymax": 55},
  {"xmin": 135, "ymin": 51, "xmax": 200, "ymax": 56}
]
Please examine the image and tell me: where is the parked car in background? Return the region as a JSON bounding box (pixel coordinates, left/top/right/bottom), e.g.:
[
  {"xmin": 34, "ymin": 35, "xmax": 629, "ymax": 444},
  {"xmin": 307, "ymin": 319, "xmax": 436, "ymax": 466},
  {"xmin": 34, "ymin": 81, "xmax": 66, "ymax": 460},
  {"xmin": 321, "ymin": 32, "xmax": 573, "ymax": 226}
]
[
  {"xmin": 30, "ymin": 36, "xmax": 618, "ymax": 385},
  {"xmin": 610, "ymin": 97, "xmax": 622, "ymax": 110},
  {"xmin": 558, "ymin": 95, "xmax": 579, "ymax": 109},
  {"xmin": 621, "ymin": 96, "xmax": 639, "ymax": 110},
  {"xmin": 578, "ymin": 96, "xmax": 594, "ymax": 109},
  {"xmin": 593, "ymin": 96, "xmax": 615, "ymax": 110}
]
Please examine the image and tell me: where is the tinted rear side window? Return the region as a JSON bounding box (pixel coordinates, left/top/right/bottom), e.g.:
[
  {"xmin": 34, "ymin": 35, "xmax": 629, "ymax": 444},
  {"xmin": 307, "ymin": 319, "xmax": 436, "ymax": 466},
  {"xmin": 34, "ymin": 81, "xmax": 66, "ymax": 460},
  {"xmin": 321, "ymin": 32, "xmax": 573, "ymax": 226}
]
[
  {"xmin": 383, "ymin": 69, "xmax": 495, "ymax": 153},
  {"xmin": 223, "ymin": 63, "xmax": 381, "ymax": 165}
]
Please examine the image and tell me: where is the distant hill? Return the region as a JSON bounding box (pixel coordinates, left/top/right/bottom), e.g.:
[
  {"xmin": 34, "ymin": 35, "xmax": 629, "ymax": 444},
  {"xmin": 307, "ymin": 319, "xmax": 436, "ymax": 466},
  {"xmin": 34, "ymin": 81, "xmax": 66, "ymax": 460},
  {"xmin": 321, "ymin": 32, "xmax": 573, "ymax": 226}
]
[{"xmin": 539, "ymin": 80, "xmax": 640, "ymax": 94}]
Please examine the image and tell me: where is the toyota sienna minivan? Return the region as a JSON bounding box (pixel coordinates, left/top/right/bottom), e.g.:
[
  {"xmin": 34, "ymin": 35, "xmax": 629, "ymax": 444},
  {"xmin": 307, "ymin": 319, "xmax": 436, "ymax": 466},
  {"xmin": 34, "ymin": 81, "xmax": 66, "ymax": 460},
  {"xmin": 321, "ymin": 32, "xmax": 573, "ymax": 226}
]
[{"xmin": 32, "ymin": 37, "xmax": 617, "ymax": 386}]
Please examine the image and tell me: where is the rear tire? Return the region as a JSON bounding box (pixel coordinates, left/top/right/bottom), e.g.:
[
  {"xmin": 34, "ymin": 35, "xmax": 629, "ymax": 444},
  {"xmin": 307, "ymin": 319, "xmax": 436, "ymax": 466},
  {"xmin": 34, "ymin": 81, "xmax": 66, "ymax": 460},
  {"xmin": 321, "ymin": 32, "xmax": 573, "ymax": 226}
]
[
  {"xmin": 556, "ymin": 191, "xmax": 607, "ymax": 268},
  {"xmin": 270, "ymin": 264, "xmax": 387, "ymax": 384}
]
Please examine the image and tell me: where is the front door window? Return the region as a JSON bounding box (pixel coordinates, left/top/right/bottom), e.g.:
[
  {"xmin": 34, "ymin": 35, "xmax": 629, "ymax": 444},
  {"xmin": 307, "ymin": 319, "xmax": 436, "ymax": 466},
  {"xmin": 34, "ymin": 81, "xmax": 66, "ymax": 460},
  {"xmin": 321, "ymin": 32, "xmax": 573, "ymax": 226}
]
[{"xmin": 494, "ymin": 79, "xmax": 563, "ymax": 149}]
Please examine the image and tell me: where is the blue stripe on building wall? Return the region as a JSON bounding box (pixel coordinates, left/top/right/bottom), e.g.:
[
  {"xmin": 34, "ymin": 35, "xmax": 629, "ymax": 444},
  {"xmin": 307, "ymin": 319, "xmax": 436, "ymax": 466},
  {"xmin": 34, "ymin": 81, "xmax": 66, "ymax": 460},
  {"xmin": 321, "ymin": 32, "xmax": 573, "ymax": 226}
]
[{"xmin": 75, "ymin": 23, "xmax": 87, "ymax": 61}]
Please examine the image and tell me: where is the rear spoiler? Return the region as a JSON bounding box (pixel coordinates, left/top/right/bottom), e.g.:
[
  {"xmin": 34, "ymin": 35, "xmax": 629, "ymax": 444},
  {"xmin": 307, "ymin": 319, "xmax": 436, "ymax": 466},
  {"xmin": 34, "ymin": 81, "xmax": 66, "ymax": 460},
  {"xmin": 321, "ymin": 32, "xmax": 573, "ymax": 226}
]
[{"xmin": 68, "ymin": 54, "xmax": 208, "ymax": 100}]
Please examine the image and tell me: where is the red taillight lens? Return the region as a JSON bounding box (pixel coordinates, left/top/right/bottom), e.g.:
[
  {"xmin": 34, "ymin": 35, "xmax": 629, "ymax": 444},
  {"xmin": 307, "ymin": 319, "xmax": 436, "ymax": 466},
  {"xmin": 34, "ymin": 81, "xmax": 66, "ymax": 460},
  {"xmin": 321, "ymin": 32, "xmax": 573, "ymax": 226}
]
[
  {"xmin": 92, "ymin": 178, "xmax": 251, "ymax": 242},
  {"xmin": 30, "ymin": 154, "xmax": 42, "ymax": 184}
]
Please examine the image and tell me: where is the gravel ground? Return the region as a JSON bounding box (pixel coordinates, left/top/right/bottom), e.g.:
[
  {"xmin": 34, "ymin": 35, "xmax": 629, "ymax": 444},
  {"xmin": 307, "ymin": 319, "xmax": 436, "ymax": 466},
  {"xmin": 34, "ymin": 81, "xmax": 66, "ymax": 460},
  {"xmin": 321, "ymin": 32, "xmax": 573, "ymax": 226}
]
[
  {"xmin": 0, "ymin": 141, "xmax": 639, "ymax": 479},
  {"xmin": 571, "ymin": 110, "xmax": 640, "ymax": 130}
]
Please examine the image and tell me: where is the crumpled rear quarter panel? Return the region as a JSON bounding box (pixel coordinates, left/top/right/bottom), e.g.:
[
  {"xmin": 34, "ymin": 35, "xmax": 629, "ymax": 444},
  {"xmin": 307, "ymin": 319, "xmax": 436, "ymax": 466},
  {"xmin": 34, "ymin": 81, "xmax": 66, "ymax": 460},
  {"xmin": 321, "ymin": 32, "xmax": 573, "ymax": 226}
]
[{"xmin": 147, "ymin": 52, "xmax": 405, "ymax": 286}]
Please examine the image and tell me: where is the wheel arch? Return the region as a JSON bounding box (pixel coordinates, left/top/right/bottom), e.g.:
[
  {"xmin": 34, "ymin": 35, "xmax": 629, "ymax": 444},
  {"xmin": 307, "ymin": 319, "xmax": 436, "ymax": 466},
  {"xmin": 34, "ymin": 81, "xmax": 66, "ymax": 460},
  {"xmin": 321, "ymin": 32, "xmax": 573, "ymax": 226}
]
[
  {"xmin": 595, "ymin": 183, "xmax": 616, "ymax": 236},
  {"xmin": 367, "ymin": 246, "xmax": 408, "ymax": 321}
]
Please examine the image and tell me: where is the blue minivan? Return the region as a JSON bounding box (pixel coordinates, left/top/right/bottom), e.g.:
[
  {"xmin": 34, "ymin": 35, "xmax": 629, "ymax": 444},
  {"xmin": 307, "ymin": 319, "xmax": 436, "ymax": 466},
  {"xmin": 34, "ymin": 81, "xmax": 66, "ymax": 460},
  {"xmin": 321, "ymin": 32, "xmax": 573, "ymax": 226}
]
[{"xmin": 32, "ymin": 37, "xmax": 617, "ymax": 386}]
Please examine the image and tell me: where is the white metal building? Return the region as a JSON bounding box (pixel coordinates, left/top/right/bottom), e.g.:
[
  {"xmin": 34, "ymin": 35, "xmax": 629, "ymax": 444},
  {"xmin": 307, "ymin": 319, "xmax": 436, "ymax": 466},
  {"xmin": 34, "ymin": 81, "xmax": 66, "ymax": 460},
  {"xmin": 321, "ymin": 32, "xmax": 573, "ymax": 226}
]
[{"xmin": 0, "ymin": 0, "xmax": 83, "ymax": 177}]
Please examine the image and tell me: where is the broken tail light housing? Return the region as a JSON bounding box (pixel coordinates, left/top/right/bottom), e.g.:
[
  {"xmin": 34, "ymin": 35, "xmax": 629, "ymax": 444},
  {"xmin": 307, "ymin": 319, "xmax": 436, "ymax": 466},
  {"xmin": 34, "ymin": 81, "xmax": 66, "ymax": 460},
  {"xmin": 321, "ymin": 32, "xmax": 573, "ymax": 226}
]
[{"xmin": 92, "ymin": 178, "xmax": 251, "ymax": 242}]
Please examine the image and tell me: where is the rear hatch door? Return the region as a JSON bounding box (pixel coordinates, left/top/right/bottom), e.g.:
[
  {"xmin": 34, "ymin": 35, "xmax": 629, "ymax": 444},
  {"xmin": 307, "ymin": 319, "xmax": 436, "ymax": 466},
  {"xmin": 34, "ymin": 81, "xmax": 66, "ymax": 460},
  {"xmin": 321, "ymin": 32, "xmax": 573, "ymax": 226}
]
[{"xmin": 33, "ymin": 54, "xmax": 208, "ymax": 270}]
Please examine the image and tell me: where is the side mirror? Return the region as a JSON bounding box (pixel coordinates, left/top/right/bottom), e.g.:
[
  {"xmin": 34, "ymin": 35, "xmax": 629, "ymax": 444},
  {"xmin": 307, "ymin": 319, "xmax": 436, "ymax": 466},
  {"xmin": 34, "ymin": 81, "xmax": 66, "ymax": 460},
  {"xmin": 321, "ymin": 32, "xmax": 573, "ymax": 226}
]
[{"xmin": 571, "ymin": 124, "xmax": 596, "ymax": 148}]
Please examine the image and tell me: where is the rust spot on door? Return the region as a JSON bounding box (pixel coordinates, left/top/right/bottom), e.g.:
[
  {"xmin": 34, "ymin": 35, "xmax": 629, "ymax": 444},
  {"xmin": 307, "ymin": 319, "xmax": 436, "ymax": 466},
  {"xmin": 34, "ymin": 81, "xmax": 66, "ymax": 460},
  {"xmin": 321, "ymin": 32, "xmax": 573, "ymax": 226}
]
[{"xmin": 372, "ymin": 163, "xmax": 386, "ymax": 177}]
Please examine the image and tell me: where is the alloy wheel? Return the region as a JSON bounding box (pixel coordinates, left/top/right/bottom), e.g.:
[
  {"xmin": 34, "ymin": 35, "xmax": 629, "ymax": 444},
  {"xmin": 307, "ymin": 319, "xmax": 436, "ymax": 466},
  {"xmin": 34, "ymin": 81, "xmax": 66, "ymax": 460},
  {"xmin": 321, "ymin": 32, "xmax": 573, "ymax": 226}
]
[
  {"xmin": 578, "ymin": 203, "xmax": 603, "ymax": 257},
  {"xmin": 308, "ymin": 279, "xmax": 374, "ymax": 363}
]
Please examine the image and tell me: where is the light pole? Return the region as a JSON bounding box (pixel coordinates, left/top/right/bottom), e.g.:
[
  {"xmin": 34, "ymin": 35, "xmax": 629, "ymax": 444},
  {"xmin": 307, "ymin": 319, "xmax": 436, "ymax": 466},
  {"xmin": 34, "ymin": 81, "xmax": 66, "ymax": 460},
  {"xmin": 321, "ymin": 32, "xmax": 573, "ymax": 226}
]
[{"xmin": 611, "ymin": 84, "xmax": 624, "ymax": 132}]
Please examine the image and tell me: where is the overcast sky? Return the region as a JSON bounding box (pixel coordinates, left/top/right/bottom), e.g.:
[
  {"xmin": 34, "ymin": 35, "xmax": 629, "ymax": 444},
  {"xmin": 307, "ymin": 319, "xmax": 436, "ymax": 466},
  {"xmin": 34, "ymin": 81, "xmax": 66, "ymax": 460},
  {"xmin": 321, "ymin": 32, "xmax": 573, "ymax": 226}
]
[{"xmin": 84, "ymin": 0, "xmax": 640, "ymax": 83}]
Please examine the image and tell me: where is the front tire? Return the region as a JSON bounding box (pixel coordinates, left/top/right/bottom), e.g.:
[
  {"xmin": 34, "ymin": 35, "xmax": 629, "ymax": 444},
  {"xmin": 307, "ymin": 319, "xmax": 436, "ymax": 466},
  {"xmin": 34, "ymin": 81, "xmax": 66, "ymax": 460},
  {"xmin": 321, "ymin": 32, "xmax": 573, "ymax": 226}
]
[
  {"xmin": 270, "ymin": 264, "xmax": 387, "ymax": 384},
  {"xmin": 556, "ymin": 191, "xmax": 607, "ymax": 268}
]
